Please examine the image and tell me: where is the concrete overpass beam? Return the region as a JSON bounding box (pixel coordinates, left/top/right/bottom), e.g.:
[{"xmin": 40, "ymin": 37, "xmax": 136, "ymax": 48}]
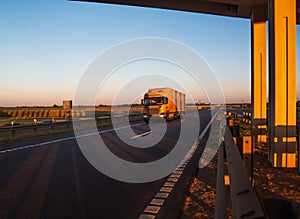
[
  {"xmin": 268, "ymin": 0, "xmax": 297, "ymax": 167},
  {"xmin": 251, "ymin": 6, "xmax": 267, "ymax": 144}
]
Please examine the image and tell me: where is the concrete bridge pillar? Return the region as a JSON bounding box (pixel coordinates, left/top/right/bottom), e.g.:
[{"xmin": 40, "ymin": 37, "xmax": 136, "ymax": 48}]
[
  {"xmin": 268, "ymin": 0, "xmax": 297, "ymax": 167},
  {"xmin": 251, "ymin": 6, "xmax": 267, "ymax": 144}
]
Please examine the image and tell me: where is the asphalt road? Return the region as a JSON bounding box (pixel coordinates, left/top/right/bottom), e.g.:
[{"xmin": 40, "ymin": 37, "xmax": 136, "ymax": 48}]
[{"xmin": 0, "ymin": 110, "xmax": 212, "ymax": 219}]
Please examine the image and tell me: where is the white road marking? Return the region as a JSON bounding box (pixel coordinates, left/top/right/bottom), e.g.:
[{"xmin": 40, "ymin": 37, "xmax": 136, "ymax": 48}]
[
  {"xmin": 0, "ymin": 123, "xmax": 144, "ymax": 154},
  {"xmin": 130, "ymin": 131, "xmax": 152, "ymax": 139},
  {"xmin": 138, "ymin": 109, "xmax": 222, "ymax": 219}
]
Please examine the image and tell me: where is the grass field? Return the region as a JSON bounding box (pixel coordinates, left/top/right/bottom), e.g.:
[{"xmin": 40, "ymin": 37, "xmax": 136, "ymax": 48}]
[
  {"xmin": 0, "ymin": 105, "xmax": 144, "ymax": 126},
  {"xmin": 0, "ymin": 105, "xmax": 145, "ymax": 143},
  {"xmin": 0, "ymin": 115, "xmax": 143, "ymax": 144}
]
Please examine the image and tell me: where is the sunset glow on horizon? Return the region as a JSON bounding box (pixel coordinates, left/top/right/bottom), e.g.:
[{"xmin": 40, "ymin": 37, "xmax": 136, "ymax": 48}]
[{"xmin": 0, "ymin": 0, "xmax": 299, "ymax": 107}]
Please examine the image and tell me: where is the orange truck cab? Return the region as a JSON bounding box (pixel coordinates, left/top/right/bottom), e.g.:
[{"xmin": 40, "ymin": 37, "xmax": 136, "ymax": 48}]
[{"xmin": 141, "ymin": 87, "xmax": 185, "ymax": 124}]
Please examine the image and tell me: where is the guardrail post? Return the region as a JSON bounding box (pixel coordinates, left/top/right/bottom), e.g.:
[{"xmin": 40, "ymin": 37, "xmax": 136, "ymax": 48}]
[
  {"xmin": 243, "ymin": 136, "xmax": 252, "ymax": 178},
  {"xmin": 228, "ymin": 119, "xmax": 234, "ymax": 134},
  {"xmin": 232, "ymin": 125, "xmax": 240, "ymax": 138},
  {"xmin": 235, "ymin": 135, "xmax": 253, "ymax": 179}
]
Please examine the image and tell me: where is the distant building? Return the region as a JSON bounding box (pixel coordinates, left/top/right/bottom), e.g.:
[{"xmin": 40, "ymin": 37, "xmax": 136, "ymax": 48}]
[{"xmin": 63, "ymin": 100, "xmax": 72, "ymax": 110}]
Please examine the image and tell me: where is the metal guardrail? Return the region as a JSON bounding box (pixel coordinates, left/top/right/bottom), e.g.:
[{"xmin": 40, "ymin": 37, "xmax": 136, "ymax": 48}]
[
  {"xmin": 0, "ymin": 114, "xmax": 143, "ymax": 134},
  {"xmin": 215, "ymin": 127, "xmax": 265, "ymax": 219},
  {"xmin": 215, "ymin": 142, "xmax": 227, "ymax": 218}
]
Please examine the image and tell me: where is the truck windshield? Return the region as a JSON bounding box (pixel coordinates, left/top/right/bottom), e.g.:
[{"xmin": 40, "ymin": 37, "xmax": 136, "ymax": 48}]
[{"xmin": 144, "ymin": 97, "xmax": 164, "ymax": 105}]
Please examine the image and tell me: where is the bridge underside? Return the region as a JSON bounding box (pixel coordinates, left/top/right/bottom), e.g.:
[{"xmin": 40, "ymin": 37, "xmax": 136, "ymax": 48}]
[
  {"xmin": 72, "ymin": 0, "xmax": 300, "ymax": 23},
  {"xmin": 74, "ymin": 0, "xmax": 299, "ymax": 168}
]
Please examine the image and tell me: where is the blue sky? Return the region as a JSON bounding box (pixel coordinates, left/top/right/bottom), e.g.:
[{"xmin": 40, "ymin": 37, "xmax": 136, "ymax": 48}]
[{"xmin": 0, "ymin": 0, "xmax": 299, "ymax": 106}]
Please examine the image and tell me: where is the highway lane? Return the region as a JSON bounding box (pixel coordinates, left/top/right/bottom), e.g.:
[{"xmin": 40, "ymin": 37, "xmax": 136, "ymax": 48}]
[{"xmin": 0, "ymin": 110, "xmax": 212, "ymax": 219}]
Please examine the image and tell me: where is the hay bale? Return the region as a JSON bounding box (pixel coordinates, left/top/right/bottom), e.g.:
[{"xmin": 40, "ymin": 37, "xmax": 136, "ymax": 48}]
[{"xmin": 17, "ymin": 110, "xmax": 24, "ymax": 118}]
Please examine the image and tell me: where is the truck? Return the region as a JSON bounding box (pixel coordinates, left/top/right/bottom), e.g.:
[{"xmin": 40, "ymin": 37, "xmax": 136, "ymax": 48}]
[{"xmin": 141, "ymin": 87, "xmax": 185, "ymax": 124}]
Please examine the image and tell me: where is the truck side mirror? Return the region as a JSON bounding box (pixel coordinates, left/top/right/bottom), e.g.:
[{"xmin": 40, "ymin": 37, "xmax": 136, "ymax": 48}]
[{"xmin": 141, "ymin": 99, "xmax": 144, "ymax": 105}]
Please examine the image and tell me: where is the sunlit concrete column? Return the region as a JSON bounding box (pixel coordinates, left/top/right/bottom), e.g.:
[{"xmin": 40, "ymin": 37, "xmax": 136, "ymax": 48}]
[
  {"xmin": 268, "ymin": 0, "xmax": 297, "ymax": 167},
  {"xmin": 251, "ymin": 6, "xmax": 267, "ymax": 144}
]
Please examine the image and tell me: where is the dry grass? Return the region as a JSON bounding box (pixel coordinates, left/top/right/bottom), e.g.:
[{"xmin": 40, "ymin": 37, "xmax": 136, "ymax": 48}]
[
  {"xmin": 253, "ymin": 147, "xmax": 300, "ymax": 204},
  {"xmin": 181, "ymin": 154, "xmax": 218, "ymax": 219}
]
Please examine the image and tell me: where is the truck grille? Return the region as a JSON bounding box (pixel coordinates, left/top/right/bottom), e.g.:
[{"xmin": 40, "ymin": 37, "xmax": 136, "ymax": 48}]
[{"xmin": 149, "ymin": 107, "xmax": 160, "ymax": 115}]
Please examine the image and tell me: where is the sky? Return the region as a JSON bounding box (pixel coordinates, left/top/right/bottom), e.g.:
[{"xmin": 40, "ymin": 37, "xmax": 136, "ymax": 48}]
[{"xmin": 0, "ymin": 0, "xmax": 299, "ymax": 106}]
